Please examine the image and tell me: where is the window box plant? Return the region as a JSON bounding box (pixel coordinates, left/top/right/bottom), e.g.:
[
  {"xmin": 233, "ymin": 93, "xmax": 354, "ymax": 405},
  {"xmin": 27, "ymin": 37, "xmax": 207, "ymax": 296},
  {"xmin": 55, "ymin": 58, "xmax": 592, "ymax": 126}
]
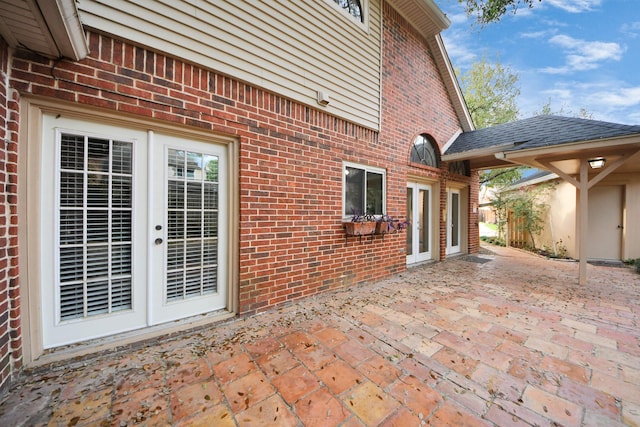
[
  {"xmin": 344, "ymin": 213, "xmax": 409, "ymax": 239},
  {"xmin": 375, "ymin": 215, "xmax": 409, "ymax": 235}
]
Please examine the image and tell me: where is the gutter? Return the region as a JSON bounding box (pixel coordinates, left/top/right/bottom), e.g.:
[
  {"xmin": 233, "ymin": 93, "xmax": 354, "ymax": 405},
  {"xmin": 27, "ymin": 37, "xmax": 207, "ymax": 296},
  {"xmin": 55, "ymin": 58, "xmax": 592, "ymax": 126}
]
[
  {"xmin": 496, "ymin": 133, "xmax": 640, "ymax": 161},
  {"xmin": 442, "ymin": 141, "xmax": 517, "ymax": 161},
  {"xmin": 37, "ymin": 0, "xmax": 89, "ymax": 60}
]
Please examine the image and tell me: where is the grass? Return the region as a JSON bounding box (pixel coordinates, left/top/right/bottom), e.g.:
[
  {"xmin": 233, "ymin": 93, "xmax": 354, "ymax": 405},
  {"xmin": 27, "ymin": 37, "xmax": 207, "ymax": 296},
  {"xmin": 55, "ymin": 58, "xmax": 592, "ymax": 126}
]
[{"xmin": 481, "ymin": 222, "xmax": 498, "ymax": 231}]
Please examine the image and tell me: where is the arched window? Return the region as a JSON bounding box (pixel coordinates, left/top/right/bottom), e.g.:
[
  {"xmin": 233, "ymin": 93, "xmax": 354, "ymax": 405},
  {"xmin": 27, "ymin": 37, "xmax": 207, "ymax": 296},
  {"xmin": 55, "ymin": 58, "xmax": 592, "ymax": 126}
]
[
  {"xmin": 410, "ymin": 134, "xmax": 440, "ymax": 168},
  {"xmin": 333, "ymin": 0, "xmax": 363, "ymax": 22}
]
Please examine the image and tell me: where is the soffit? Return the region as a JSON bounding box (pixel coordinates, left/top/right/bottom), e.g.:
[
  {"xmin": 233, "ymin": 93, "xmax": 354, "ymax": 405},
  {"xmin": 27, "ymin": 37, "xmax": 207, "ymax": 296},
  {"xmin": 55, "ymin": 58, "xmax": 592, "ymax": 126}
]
[
  {"xmin": 388, "ymin": 0, "xmax": 450, "ymax": 37},
  {"xmin": 0, "ymin": 0, "xmax": 88, "ymax": 60}
]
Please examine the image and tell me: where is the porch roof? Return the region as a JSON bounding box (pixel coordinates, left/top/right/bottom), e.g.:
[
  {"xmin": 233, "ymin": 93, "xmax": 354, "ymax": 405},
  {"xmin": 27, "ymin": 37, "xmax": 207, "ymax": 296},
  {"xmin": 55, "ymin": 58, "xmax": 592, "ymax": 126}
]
[
  {"xmin": 444, "ymin": 114, "xmax": 640, "ymax": 285},
  {"xmin": 442, "ymin": 115, "xmax": 640, "ymax": 172}
]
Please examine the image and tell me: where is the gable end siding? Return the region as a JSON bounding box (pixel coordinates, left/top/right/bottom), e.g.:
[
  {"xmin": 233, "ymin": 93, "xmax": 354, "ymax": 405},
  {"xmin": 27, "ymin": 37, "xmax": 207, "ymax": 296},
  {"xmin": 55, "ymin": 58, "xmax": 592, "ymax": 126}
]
[{"xmin": 77, "ymin": 0, "xmax": 382, "ymax": 130}]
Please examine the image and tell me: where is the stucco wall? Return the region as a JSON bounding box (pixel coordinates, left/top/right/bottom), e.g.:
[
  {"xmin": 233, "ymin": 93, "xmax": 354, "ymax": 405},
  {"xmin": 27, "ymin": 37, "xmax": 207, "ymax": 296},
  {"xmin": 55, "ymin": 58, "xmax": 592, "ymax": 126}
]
[
  {"xmin": 545, "ymin": 181, "xmax": 577, "ymax": 257},
  {"xmin": 521, "ymin": 173, "xmax": 640, "ymax": 260}
]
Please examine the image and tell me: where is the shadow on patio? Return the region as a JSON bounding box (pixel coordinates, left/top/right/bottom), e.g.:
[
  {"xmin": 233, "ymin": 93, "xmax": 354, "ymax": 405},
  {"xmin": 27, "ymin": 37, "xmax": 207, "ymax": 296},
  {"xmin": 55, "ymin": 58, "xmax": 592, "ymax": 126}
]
[{"xmin": 1, "ymin": 245, "xmax": 639, "ymax": 426}]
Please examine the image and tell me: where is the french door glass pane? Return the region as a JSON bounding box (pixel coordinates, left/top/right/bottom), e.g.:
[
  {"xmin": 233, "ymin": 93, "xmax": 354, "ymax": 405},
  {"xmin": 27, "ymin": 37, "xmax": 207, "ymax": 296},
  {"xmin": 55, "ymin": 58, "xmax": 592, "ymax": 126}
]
[
  {"xmin": 452, "ymin": 193, "xmax": 459, "ymax": 246},
  {"xmin": 419, "ymin": 189, "xmax": 429, "ymax": 253},
  {"xmin": 57, "ymin": 133, "xmax": 133, "ymax": 321},
  {"xmin": 166, "ymin": 148, "xmax": 219, "ymax": 302}
]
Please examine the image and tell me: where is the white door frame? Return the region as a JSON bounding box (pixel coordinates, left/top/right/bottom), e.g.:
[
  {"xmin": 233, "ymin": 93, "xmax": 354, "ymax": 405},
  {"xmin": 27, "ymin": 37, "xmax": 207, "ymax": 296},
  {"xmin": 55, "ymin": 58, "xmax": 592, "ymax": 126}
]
[
  {"xmin": 447, "ymin": 188, "xmax": 461, "ymax": 255},
  {"xmin": 38, "ymin": 114, "xmax": 231, "ymax": 349},
  {"xmin": 406, "ymin": 182, "xmax": 432, "ymax": 264},
  {"xmin": 21, "ymin": 100, "xmax": 238, "ymax": 364},
  {"xmin": 40, "ymin": 116, "xmax": 149, "ymax": 348},
  {"xmin": 149, "ymin": 133, "xmax": 228, "ymax": 324}
]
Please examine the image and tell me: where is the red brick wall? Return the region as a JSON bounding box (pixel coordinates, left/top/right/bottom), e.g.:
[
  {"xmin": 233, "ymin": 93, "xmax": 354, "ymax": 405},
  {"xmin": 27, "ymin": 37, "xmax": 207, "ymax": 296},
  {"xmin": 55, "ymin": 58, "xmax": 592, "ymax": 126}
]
[
  {"xmin": 468, "ymin": 170, "xmax": 480, "ymax": 254},
  {"xmin": 9, "ymin": 31, "xmax": 409, "ymax": 320},
  {"xmin": 0, "ymin": 1, "xmax": 475, "ymax": 387},
  {"xmin": 381, "ymin": 5, "xmax": 461, "ymax": 147},
  {"xmin": 0, "ymin": 37, "xmax": 21, "ymax": 395},
  {"xmin": 380, "ymin": 4, "xmax": 476, "ymax": 258}
]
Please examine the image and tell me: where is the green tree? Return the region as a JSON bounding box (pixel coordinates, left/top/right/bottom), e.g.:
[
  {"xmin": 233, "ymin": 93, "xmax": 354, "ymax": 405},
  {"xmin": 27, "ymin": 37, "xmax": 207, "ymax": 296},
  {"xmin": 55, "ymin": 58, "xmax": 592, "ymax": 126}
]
[
  {"xmin": 533, "ymin": 99, "xmax": 594, "ymax": 119},
  {"xmin": 459, "ymin": 0, "xmax": 542, "ymax": 24},
  {"xmin": 458, "ymin": 56, "xmax": 527, "ymax": 188},
  {"xmin": 503, "ymin": 183, "xmax": 554, "ymax": 250},
  {"xmin": 458, "ymin": 55, "xmax": 520, "ymax": 129}
]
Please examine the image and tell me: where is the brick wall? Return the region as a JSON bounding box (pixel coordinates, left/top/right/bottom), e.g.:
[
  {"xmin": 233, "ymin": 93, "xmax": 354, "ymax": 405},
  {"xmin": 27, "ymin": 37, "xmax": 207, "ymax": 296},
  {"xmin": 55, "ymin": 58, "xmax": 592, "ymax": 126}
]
[
  {"xmin": 468, "ymin": 170, "xmax": 480, "ymax": 253},
  {"xmin": 0, "ymin": 2, "xmax": 476, "ymax": 388},
  {"xmin": 0, "ymin": 37, "xmax": 21, "ymax": 395},
  {"xmin": 9, "ymin": 30, "xmax": 410, "ymax": 320},
  {"xmin": 380, "ymin": 4, "xmax": 476, "ymax": 258}
]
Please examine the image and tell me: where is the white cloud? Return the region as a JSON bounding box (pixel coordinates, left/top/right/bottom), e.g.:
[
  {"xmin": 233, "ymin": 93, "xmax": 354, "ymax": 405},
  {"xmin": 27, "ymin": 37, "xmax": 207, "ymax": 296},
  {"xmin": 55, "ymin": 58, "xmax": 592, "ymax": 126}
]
[
  {"xmin": 441, "ymin": 27, "xmax": 478, "ymax": 68},
  {"xmin": 540, "ymin": 35, "xmax": 624, "ymax": 74},
  {"xmin": 446, "ymin": 11, "xmax": 470, "ymax": 25},
  {"xmin": 544, "ymin": 0, "xmax": 602, "ymax": 13},
  {"xmin": 621, "ymin": 22, "xmax": 640, "ymax": 38},
  {"xmin": 520, "ymin": 30, "xmax": 548, "ymax": 39},
  {"xmin": 588, "ymin": 86, "xmax": 640, "ymax": 108},
  {"xmin": 519, "ymin": 78, "xmax": 640, "ymax": 124}
]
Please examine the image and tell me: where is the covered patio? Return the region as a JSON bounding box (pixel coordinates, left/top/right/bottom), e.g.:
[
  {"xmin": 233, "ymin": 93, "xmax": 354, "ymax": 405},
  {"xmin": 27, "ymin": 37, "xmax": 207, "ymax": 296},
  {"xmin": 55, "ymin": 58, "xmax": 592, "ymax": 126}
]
[
  {"xmin": 1, "ymin": 244, "xmax": 638, "ymax": 426},
  {"xmin": 443, "ymin": 115, "xmax": 640, "ymax": 285}
]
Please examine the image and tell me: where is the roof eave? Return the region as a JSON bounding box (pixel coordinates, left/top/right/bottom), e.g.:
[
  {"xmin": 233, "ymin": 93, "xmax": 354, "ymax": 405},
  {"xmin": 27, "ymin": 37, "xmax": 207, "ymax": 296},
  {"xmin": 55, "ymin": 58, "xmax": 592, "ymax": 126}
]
[
  {"xmin": 498, "ymin": 134, "xmax": 640, "ymax": 161},
  {"xmin": 428, "ymin": 34, "xmax": 474, "ymax": 132},
  {"xmin": 442, "ymin": 141, "xmax": 517, "ymax": 161},
  {"xmin": 389, "ymin": 0, "xmax": 473, "ymax": 132},
  {"xmin": 388, "ymin": 0, "xmax": 450, "ymax": 37},
  {"xmin": 0, "ymin": 0, "xmax": 88, "ymax": 60},
  {"xmin": 40, "ymin": 0, "xmax": 89, "ymax": 60}
]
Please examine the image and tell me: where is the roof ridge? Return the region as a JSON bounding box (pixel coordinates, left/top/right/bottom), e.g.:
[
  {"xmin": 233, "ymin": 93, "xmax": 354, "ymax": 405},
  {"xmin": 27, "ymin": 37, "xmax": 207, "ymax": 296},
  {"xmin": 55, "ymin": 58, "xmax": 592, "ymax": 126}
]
[{"xmin": 541, "ymin": 114, "xmax": 640, "ymax": 130}]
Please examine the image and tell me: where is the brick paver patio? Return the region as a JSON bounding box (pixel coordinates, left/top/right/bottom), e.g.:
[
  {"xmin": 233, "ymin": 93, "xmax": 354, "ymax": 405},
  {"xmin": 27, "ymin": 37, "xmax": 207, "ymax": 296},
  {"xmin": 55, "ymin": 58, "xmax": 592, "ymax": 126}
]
[{"xmin": 1, "ymin": 244, "xmax": 639, "ymax": 426}]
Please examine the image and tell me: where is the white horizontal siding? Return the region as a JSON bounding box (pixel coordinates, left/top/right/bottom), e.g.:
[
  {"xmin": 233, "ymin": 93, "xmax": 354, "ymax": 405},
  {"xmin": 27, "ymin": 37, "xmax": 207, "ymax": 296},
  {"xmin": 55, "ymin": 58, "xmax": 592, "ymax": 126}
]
[{"xmin": 77, "ymin": 0, "xmax": 382, "ymax": 129}]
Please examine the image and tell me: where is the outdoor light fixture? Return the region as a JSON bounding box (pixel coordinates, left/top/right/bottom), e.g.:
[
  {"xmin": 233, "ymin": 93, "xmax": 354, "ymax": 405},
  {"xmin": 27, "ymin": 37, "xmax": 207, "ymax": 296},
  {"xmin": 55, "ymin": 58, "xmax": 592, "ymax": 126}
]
[{"xmin": 588, "ymin": 157, "xmax": 606, "ymax": 169}]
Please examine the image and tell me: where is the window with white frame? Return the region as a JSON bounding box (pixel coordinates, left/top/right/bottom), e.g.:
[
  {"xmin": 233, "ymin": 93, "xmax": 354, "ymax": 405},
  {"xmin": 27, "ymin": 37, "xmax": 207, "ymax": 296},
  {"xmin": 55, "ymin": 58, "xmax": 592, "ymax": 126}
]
[{"xmin": 343, "ymin": 162, "xmax": 385, "ymax": 217}]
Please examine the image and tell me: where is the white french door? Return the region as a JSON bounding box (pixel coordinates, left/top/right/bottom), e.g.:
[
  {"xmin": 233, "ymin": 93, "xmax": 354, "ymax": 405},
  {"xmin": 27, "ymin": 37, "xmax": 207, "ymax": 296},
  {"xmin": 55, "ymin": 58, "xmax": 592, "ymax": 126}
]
[
  {"xmin": 406, "ymin": 183, "xmax": 432, "ymax": 264},
  {"xmin": 447, "ymin": 189, "xmax": 461, "ymax": 255},
  {"xmin": 149, "ymin": 134, "xmax": 227, "ymax": 324},
  {"xmin": 40, "ymin": 115, "xmax": 227, "ymax": 348}
]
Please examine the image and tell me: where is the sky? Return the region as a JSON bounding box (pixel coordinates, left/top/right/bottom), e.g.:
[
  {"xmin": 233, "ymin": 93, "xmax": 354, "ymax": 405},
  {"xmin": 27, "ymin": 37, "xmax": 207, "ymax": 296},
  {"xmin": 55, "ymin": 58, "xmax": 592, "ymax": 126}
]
[{"xmin": 437, "ymin": 0, "xmax": 640, "ymax": 125}]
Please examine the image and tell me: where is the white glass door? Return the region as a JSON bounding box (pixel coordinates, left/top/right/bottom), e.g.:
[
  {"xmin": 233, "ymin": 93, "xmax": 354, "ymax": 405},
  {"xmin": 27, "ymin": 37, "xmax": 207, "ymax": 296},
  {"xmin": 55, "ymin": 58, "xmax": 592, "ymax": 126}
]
[
  {"xmin": 41, "ymin": 116, "xmax": 148, "ymax": 348},
  {"xmin": 40, "ymin": 115, "xmax": 228, "ymax": 348},
  {"xmin": 150, "ymin": 134, "xmax": 227, "ymax": 324},
  {"xmin": 406, "ymin": 183, "xmax": 432, "ymax": 264},
  {"xmin": 447, "ymin": 189, "xmax": 461, "ymax": 254}
]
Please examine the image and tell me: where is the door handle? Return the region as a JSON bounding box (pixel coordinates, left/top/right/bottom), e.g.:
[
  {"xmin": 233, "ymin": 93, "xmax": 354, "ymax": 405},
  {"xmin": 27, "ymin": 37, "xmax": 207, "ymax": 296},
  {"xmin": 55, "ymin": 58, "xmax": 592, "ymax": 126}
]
[
  {"xmin": 155, "ymin": 238, "xmax": 163, "ymax": 245},
  {"xmin": 617, "ymin": 225, "xmax": 623, "ymax": 229}
]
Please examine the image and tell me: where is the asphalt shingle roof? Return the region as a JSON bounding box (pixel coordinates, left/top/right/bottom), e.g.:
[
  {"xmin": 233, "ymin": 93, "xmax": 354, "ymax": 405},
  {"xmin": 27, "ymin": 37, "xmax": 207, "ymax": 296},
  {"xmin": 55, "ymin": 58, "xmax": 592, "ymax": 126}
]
[{"xmin": 445, "ymin": 115, "xmax": 640, "ymax": 156}]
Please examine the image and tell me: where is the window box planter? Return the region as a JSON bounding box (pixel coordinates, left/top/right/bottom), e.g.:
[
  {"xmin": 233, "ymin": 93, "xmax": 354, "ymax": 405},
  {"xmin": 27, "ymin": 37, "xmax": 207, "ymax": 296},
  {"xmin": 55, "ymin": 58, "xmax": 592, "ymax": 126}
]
[
  {"xmin": 375, "ymin": 216, "xmax": 409, "ymax": 235},
  {"xmin": 344, "ymin": 214, "xmax": 409, "ymax": 242},
  {"xmin": 344, "ymin": 221, "xmax": 377, "ymax": 236}
]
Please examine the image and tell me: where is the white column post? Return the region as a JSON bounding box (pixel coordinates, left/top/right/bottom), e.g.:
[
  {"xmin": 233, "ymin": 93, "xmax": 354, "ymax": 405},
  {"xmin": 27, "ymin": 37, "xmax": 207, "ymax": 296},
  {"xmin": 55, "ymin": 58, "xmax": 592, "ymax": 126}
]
[{"xmin": 578, "ymin": 159, "xmax": 589, "ymax": 285}]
